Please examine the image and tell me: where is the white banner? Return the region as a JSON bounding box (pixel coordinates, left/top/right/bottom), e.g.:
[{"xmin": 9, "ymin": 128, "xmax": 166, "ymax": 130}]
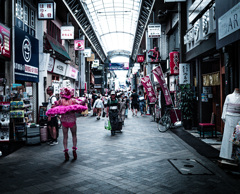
[
  {"xmin": 61, "ymin": 26, "xmax": 74, "ymax": 40},
  {"xmin": 148, "ymin": 24, "xmax": 161, "ymax": 38},
  {"xmin": 53, "ymin": 60, "xmax": 67, "ymax": 76},
  {"xmin": 179, "ymin": 63, "xmax": 190, "ymax": 84},
  {"xmin": 65, "ymin": 65, "xmax": 78, "ymax": 80}
]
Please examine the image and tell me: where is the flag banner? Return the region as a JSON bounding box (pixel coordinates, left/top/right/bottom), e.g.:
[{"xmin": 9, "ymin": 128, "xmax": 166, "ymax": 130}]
[
  {"xmin": 152, "ymin": 66, "xmax": 172, "ymax": 105},
  {"xmin": 140, "ymin": 76, "xmax": 157, "ymax": 104}
]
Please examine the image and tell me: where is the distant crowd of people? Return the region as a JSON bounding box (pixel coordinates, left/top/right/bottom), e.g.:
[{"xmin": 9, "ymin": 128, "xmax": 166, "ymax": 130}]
[{"xmin": 46, "ymin": 86, "xmax": 147, "ymax": 160}]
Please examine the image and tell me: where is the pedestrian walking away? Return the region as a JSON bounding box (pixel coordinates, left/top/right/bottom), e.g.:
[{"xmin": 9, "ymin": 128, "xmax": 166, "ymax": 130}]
[
  {"xmin": 130, "ymin": 89, "xmax": 139, "ymax": 116},
  {"xmin": 46, "ymin": 87, "xmax": 88, "ymax": 161},
  {"xmin": 93, "ymin": 95, "xmax": 104, "ymax": 120}
]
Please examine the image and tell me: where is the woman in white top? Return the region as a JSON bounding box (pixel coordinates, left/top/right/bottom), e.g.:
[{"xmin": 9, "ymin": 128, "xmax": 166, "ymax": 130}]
[{"xmin": 93, "ymin": 95, "xmax": 104, "ymax": 120}]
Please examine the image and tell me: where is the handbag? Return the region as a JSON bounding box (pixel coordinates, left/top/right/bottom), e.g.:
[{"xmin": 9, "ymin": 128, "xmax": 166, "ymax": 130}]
[
  {"xmin": 104, "ymin": 118, "xmax": 112, "ymax": 130},
  {"xmin": 230, "ymin": 125, "xmax": 240, "ymax": 146}
]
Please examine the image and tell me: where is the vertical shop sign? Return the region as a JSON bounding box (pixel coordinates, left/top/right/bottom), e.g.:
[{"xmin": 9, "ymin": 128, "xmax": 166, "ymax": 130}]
[
  {"xmin": 152, "ymin": 66, "xmax": 172, "ymax": 105},
  {"xmin": 0, "ymin": 23, "xmax": 10, "ymax": 58},
  {"xmin": 15, "ymin": 27, "xmax": 39, "ymax": 82},
  {"xmin": 179, "ymin": 63, "xmax": 190, "ymax": 84},
  {"xmin": 169, "ymin": 51, "xmax": 179, "ymax": 75},
  {"xmin": 38, "ymin": 2, "xmax": 56, "ymax": 20},
  {"xmin": 140, "ymin": 76, "xmax": 157, "ymax": 104}
]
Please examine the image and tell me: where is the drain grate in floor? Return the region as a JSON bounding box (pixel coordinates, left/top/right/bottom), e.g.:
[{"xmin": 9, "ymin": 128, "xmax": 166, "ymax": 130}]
[{"xmin": 168, "ymin": 159, "xmax": 214, "ymax": 175}]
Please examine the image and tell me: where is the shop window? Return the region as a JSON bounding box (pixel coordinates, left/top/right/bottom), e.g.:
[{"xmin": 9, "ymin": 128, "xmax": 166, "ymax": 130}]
[
  {"xmin": 16, "ymin": 0, "xmax": 22, "ymax": 20},
  {"xmin": 15, "ymin": 0, "xmax": 36, "ymax": 37},
  {"xmin": 23, "ymin": 4, "xmax": 28, "ymax": 25},
  {"xmin": 47, "ymin": 20, "xmax": 62, "ymax": 44}
]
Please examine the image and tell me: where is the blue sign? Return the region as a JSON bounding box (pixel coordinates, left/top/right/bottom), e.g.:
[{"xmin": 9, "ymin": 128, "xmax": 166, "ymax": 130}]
[
  {"xmin": 15, "ymin": 26, "xmax": 39, "ymax": 82},
  {"xmin": 108, "ymin": 62, "xmax": 129, "ymax": 70}
]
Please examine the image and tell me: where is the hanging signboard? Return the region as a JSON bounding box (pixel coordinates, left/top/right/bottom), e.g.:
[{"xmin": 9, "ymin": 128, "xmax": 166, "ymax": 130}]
[
  {"xmin": 74, "ymin": 40, "xmax": 84, "ymax": 50},
  {"xmin": 169, "ymin": 51, "xmax": 179, "ymax": 75},
  {"xmin": 0, "ymin": 23, "xmax": 10, "ymax": 58},
  {"xmin": 37, "ymin": 2, "xmax": 56, "ymax": 20},
  {"xmin": 108, "ymin": 62, "xmax": 129, "ymax": 70},
  {"xmin": 15, "ymin": 27, "xmax": 39, "ymax": 82},
  {"xmin": 87, "ymin": 53, "xmax": 95, "ymax": 61},
  {"xmin": 141, "ymin": 76, "xmax": 157, "ymax": 104},
  {"xmin": 92, "ymin": 59, "xmax": 99, "ymax": 68},
  {"xmin": 148, "ymin": 24, "xmax": 161, "ymax": 38},
  {"xmin": 83, "ymin": 48, "xmax": 91, "ymax": 57},
  {"xmin": 61, "ymin": 26, "xmax": 74, "ymax": 40},
  {"xmin": 137, "ymin": 54, "xmax": 145, "ymax": 63},
  {"xmin": 165, "ymin": 0, "xmax": 185, "ymax": 2},
  {"xmin": 152, "ymin": 66, "xmax": 172, "ymax": 105},
  {"xmin": 179, "ymin": 63, "xmax": 190, "ymax": 84}
]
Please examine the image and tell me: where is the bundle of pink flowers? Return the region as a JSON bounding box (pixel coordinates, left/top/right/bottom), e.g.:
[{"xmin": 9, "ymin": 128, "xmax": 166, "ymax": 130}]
[{"xmin": 46, "ymin": 104, "xmax": 88, "ymax": 117}]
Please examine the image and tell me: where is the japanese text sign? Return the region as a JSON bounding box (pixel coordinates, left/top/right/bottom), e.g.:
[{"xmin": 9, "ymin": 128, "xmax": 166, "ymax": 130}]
[
  {"xmin": 61, "ymin": 26, "xmax": 74, "ymax": 40},
  {"xmin": 38, "ymin": 2, "xmax": 56, "ymax": 20},
  {"xmin": 179, "ymin": 63, "xmax": 190, "ymax": 84},
  {"xmin": 169, "ymin": 51, "xmax": 179, "ymax": 75},
  {"xmin": 152, "ymin": 66, "xmax": 172, "ymax": 105},
  {"xmin": 141, "ymin": 76, "xmax": 157, "ymax": 104}
]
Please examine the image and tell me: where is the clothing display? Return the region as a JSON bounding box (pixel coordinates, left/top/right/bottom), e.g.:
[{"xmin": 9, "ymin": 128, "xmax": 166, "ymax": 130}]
[{"xmin": 220, "ymin": 90, "xmax": 240, "ymax": 160}]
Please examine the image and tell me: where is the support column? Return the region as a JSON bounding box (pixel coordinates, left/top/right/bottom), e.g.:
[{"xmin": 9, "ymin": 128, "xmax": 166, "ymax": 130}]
[{"xmin": 196, "ymin": 58, "xmax": 202, "ymax": 123}]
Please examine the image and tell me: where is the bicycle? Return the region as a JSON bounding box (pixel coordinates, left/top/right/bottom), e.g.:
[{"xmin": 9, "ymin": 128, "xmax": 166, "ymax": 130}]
[{"xmin": 157, "ymin": 106, "xmax": 181, "ymax": 132}]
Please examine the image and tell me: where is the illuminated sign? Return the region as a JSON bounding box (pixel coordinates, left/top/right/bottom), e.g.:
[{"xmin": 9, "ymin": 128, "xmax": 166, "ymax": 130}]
[{"xmin": 38, "ymin": 2, "xmax": 56, "ymax": 20}]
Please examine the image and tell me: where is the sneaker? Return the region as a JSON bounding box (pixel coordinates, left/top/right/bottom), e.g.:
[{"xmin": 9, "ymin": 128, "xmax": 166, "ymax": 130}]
[{"xmin": 50, "ymin": 140, "xmax": 58, "ymax": 146}]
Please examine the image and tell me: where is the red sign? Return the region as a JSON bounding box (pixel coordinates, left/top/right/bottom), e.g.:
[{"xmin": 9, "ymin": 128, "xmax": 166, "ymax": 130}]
[
  {"xmin": 0, "ymin": 24, "xmax": 10, "ymax": 58},
  {"xmin": 137, "ymin": 54, "xmax": 145, "ymax": 63},
  {"xmin": 141, "ymin": 76, "xmax": 156, "ymax": 104},
  {"xmin": 74, "ymin": 40, "xmax": 84, "ymax": 50},
  {"xmin": 152, "ymin": 66, "xmax": 172, "ymax": 105},
  {"xmin": 169, "ymin": 51, "xmax": 179, "ymax": 75}
]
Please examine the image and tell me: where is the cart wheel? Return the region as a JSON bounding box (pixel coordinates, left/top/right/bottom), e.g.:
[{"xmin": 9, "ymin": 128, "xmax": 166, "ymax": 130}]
[{"xmin": 111, "ymin": 130, "xmax": 115, "ymax": 136}]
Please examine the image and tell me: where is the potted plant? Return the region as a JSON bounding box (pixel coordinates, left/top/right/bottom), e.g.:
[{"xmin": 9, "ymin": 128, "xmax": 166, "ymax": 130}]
[{"xmin": 180, "ymin": 85, "xmax": 194, "ymax": 130}]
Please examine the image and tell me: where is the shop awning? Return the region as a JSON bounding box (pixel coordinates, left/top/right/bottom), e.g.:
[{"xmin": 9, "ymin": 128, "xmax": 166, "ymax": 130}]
[{"xmin": 45, "ymin": 34, "xmax": 71, "ymax": 61}]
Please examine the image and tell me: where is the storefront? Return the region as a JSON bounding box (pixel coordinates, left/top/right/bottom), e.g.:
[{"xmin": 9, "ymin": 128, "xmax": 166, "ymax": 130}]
[
  {"xmin": 0, "ymin": 22, "xmax": 11, "ymax": 142},
  {"xmin": 184, "ymin": 1, "xmax": 222, "ymax": 130}
]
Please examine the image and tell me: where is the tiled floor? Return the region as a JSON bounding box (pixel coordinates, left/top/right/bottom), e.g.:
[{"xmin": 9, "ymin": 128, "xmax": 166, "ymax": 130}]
[
  {"xmin": 187, "ymin": 128, "xmax": 222, "ymax": 151},
  {"xmin": 0, "ymin": 113, "xmax": 239, "ymax": 193}
]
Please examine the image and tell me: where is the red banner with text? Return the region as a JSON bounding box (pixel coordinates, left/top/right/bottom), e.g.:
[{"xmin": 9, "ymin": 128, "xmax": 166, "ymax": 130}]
[
  {"xmin": 140, "ymin": 76, "xmax": 156, "ymax": 104},
  {"xmin": 152, "ymin": 66, "xmax": 172, "ymax": 105}
]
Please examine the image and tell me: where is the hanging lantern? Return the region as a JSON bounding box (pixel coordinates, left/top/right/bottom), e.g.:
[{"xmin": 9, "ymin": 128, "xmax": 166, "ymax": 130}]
[{"xmin": 169, "ymin": 51, "xmax": 179, "ymax": 75}]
